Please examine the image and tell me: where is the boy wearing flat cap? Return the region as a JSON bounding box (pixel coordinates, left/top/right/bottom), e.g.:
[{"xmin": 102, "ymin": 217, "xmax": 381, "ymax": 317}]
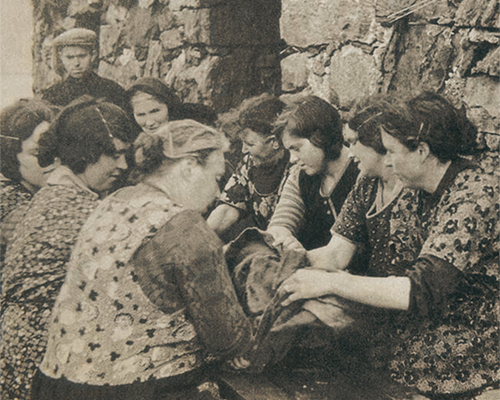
[{"xmin": 42, "ymin": 28, "xmax": 127, "ymax": 109}]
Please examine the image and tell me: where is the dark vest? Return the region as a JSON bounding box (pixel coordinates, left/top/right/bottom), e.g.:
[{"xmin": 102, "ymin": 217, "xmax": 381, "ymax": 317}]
[{"xmin": 297, "ymin": 160, "xmax": 359, "ymax": 250}]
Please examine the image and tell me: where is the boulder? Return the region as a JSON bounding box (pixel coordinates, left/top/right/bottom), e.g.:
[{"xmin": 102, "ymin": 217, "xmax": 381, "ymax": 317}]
[{"xmin": 281, "ymin": 52, "xmax": 309, "ymax": 92}]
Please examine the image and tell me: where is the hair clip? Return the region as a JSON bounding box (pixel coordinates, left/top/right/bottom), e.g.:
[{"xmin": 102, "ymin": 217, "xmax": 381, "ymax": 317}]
[
  {"xmin": 357, "ymin": 112, "xmax": 383, "ymax": 131},
  {"xmin": 0, "ymin": 135, "xmax": 21, "ymax": 141},
  {"xmin": 94, "ymin": 106, "xmax": 114, "ymax": 139},
  {"xmin": 407, "ymin": 122, "xmax": 428, "ymax": 142}
]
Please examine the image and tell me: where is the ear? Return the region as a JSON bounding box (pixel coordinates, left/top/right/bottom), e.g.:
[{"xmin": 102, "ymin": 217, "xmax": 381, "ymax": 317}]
[
  {"xmin": 178, "ymin": 157, "xmax": 199, "ymax": 182},
  {"xmin": 417, "ymin": 141, "xmax": 431, "ymax": 160},
  {"xmin": 267, "ymin": 135, "xmax": 280, "ymax": 150}
]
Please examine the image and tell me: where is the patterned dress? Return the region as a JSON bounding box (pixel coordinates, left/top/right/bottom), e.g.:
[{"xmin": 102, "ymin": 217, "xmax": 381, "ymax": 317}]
[
  {"xmin": 0, "ymin": 166, "xmax": 99, "ymax": 400},
  {"xmin": 219, "ymin": 153, "xmax": 289, "ymax": 230},
  {"xmin": 388, "ymin": 159, "xmax": 499, "ymax": 395},
  {"xmin": 0, "ymin": 178, "xmax": 33, "ymax": 283},
  {"xmin": 333, "ymin": 176, "xmax": 422, "ymax": 277},
  {"xmin": 36, "ymin": 184, "xmax": 253, "ymax": 399}
]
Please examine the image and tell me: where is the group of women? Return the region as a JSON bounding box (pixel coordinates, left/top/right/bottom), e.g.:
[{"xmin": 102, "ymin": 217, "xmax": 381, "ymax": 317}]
[{"xmin": 0, "ymin": 78, "xmax": 498, "ymax": 400}]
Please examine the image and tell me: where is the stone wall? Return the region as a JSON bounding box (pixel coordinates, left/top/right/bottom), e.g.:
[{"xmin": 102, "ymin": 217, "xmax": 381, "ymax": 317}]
[
  {"xmin": 280, "ymin": 0, "xmax": 500, "ymax": 156},
  {"xmin": 32, "ymin": 0, "xmax": 281, "ymax": 112}
]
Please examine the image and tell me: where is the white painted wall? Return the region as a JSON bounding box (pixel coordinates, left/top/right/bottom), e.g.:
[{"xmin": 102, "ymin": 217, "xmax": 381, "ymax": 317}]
[{"xmin": 0, "ymin": 0, "xmax": 33, "ymax": 108}]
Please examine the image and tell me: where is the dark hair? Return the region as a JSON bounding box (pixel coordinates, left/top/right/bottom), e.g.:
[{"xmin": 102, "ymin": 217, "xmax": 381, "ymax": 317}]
[
  {"xmin": 126, "ymin": 77, "xmax": 182, "ymax": 120},
  {"xmin": 405, "ymin": 92, "xmax": 479, "ymax": 162},
  {"xmin": 282, "ymin": 95, "xmax": 343, "ymax": 161},
  {"xmin": 1, "ymin": 99, "xmax": 57, "ymax": 182},
  {"xmin": 38, "ymin": 96, "xmax": 135, "ymax": 174},
  {"xmin": 238, "ymin": 94, "xmax": 286, "ymax": 138},
  {"xmin": 178, "ymin": 103, "xmax": 217, "ymax": 127},
  {"xmin": 348, "ymin": 94, "xmax": 405, "ymax": 155}
]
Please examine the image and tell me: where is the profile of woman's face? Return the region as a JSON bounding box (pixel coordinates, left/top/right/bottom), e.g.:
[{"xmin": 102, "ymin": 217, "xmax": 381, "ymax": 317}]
[
  {"xmin": 344, "ymin": 125, "xmax": 385, "ymax": 178},
  {"xmin": 239, "ymin": 129, "xmax": 277, "ymax": 166},
  {"xmin": 282, "ymin": 131, "xmax": 325, "ymax": 175},
  {"xmin": 187, "ymin": 149, "xmax": 226, "ymax": 212},
  {"xmin": 381, "ymin": 129, "xmax": 421, "ymax": 188},
  {"xmin": 131, "ymin": 92, "xmax": 169, "ymax": 134},
  {"xmin": 80, "ymin": 139, "xmax": 130, "ymax": 194},
  {"xmin": 17, "ymin": 121, "xmax": 57, "ymax": 190}
]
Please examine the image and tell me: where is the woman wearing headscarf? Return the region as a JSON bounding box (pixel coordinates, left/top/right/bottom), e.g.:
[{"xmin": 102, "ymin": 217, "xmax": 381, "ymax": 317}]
[
  {"xmin": 1, "ymin": 96, "xmax": 135, "ymax": 399},
  {"xmin": 31, "ymin": 120, "xmax": 259, "ymax": 400}
]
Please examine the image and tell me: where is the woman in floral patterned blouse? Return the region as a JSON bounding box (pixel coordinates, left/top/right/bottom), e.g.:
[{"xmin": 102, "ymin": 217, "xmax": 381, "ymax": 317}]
[
  {"xmin": 1, "ymin": 96, "xmax": 135, "ymax": 400},
  {"xmin": 280, "ymin": 92, "xmax": 498, "ymax": 398},
  {"xmin": 32, "ymin": 120, "xmax": 257, "ymax": 400},
  {"xmin": 208, "ymin": 94, "xmax": 289, "ymax": 238}
]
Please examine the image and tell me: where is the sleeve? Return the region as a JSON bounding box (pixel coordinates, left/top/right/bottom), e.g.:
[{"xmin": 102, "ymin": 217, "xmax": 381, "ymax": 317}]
[
  {"xmin": 218, "ymin": 156, "xmax": 251, "ymax": 213},
  {"xmin": 267, "ymin": 165, "xmax": 305, "ymax": 235},
  {"xmin": 331, "ymin": 177, "xmax": 373, "ymax": 245},
  {"xmin": 406, "ymin": 170, "xmax": 499, "ymax": 318},
  {"xmin": 419, "ymin": 171, "xmax": 499, "ymax": 274},
  {"xmin": 135, "ymin": 210, "xmax": 253, "ymax": 358}
]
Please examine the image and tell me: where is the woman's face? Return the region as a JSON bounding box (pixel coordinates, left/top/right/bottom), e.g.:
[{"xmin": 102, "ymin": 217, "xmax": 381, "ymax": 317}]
[
  {"xmin": 344, "ymin": 125, "xmax": 385, "ymax": 178},
  {"xmin": 17, "ymin": 121, "xmax": 56, "ymax": 190},
  {"xmin": 81, "ymin": 139, "xmax": 129, "ymax": 193},
  {"xmin": 381, "ymin": 128, "xmax": 422, "ymax": 188},
  {"xmin": 282, "ymin": 131, "xmax": 325, "ymax": 175},
  {"xmin": 186, "ymin": 149, "xmax": 226, "ymax": 212},
  {"xmin": 240, "ymin": 129, "xmax": 277, "ymax": 166},
  {"xmin": 131, "ymin": 92, "xmax": 169, "ymax": 134}
]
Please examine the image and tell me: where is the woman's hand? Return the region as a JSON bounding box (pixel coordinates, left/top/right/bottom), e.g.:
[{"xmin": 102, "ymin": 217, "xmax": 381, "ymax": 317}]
[
  {"xmin": 227, "ymin": 356, "xmax": 251, "ymax": 370},
  {"xmin": 267, "ymin": 226, "xmax": 305, "ymax": 253},
  {"xmin": 279, "ymin": 269, "xmax": 339, "ymax": 307}
]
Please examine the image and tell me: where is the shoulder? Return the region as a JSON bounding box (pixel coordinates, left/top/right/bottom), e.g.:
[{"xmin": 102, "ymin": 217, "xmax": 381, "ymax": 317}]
[
  {"xmin": 92, "ymin": 73, "xmax": 125, "ymax": 91},
  {"xmin": 443, "ymin": 166, "xmax": 497, "ymax": 206}
]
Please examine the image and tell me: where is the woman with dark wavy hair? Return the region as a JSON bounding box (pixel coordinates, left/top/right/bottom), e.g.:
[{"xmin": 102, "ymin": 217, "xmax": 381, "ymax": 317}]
[
  {"xmin": 267, "ymin": 95, "xmax": 359, "ymax": 251},
  {"xmin": 280, "ymin": 92, "xmax": 498, "ymax": 399},
  {"xmin": 1, "ymin": 96, "xmax": 135, "ymax": 399}
]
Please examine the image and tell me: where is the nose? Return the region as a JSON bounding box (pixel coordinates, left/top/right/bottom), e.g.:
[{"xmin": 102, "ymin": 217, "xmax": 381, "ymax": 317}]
[
  {"xmin": 241, "ymin": 143, "xmax": 249, "ymax": 154},
  {"xmin": 383, "ymin": 154, "xmax": 393, "ymax": 168},
  {"xmin": 289, "ymin": 152, "xmax": 299, "ymax": 164},
  {"xmin": 116, "ymin": 154, "xmax": 128, "ymax": 170},
  {"xmin": 145, "ymin": 115, "xmax": 155, "ymax": 128}
]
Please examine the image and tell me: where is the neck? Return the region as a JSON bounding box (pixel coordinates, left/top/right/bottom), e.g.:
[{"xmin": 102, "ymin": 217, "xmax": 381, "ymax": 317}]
[
  {"xmin": 380, "ymin": 170, "xmax": 398, "ymax": 194},
  {"xmin": 20, "ymin": 180, "xmax": 38, "ymax": 194},
  {"xmin": 324, "ymin": 147, "xmax": 350, "ymax": 178},
  {"xmin": 420, "ymin": 158, "xmax": 452, "ymax": 193}
]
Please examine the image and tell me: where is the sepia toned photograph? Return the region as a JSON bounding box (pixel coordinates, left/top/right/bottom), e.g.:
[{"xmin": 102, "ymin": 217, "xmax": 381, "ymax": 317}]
[{"xmin": 0, "ymin": 0, "xmax": 499, "ymax": 399}]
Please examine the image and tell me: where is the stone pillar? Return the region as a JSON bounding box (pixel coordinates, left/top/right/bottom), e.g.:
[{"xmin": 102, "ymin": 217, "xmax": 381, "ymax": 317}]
[{"xmin": 32, "ymin": 0, "xmax": 281, "ymax": 112}]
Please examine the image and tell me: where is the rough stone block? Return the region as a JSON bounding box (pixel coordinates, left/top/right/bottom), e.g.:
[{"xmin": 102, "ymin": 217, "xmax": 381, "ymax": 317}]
[
  {"xmin": 160, "ymin": 29, "xmax": 183, "ymax": 49},
  {"xmin": 123, "ymin": 7, "xmax": 157, "ymax": 48},
  {"xmin": 178, "ymin": 8, "xmax": 211, "ymax": 44},
  {"xmin": 456, "ymin": 0, "xmax": 500, "ymax": 29},
  {"xmin": 281, "ymin": 52, "xmax": 309, "ymax": 92},
  {"xmin": 328, "ymin": 45, "xmax": 382, "ymax": 109},
  {"xmin": 144, "ymin": 40, "xmax": 163, "ymax": 77},
  {"xmin": 169, "ymin": 0, "xmax": 225, "ymax": 12},
  {"xmin": 99, "ymin": 25, "xmax": 121, "ymax": 59},
  {"xmin": 281, "ymin": 0, "xmax": 376, "ymax": 48},
  {"xmin": 463, "ymin": 76, "xmax": 500, "ymax": 118},
  {"xmin": 389, "ymin": 25, "xmax": 453, "ymax": 93},
  {"xmin": 472, "ymin": 46, "xmax": 500, "ymax": 77},
  {"xmin": 105, "ymin": 3, "xmax": 129, "ymax": 25}
]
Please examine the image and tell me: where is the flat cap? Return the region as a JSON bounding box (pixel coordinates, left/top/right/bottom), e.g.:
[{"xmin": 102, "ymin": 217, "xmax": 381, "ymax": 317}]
[{"xmin": 52, "ymin": 28, "xmax": 97, "ymax": 48}]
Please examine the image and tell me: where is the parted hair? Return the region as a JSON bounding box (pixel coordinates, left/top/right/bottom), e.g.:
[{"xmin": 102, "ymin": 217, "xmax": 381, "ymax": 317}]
[
  {"xmin": 238, "ymin": 93, "xmax": 286, "ymax": 138},
  {"xmin": 38, "ymin": 96, "xmax": 135, "ymax": 174},
  {"xmin": 1, "ymin": 99, "xmax": 57, "ymax": 182},
  {"xmin": 281, "ymin": 95, "xmax": 344, "ymax": 161}
]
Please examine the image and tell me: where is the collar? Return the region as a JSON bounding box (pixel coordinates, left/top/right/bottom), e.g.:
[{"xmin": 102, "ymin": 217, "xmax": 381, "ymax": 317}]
[
  {"xmin": 423, "ymin": 157, "xmax": 477, "ymax": 210},
  {"xmin": 46, "ymin": 165, "xmax": 99, "ymax": 199}
]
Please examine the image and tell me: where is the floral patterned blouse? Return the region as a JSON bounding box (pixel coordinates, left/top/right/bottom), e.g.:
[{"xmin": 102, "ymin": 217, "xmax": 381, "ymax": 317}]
[
  {"xmin": 40, "ymin": 184, "xmax": 253, "ymax": 387},
  {"xmin": 219, "ymin": 153, "xmax": 289, "ymax": 230},
  {"xmin": 389, "ymin": 159, "xmax": 499, "ymax": 395},
  {"xmin": 1, "ymin": 166, "xmax": 99, "ymax": 400},
  {"xmin": 332, "ymin": 176, "xmax": 422, "ymax": 276}
]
